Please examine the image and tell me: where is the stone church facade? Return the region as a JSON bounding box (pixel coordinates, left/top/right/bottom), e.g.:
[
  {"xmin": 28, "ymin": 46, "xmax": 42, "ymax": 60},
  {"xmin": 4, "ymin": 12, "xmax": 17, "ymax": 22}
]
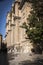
[{"xmin": 5, "ymin": 0, "xmax": 33, "ymax": 53}]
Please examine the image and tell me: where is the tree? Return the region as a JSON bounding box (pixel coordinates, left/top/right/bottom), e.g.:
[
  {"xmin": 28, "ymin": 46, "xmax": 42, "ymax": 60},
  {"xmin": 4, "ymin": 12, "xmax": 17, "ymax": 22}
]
[
  {"xmin": 30, "ymin": 0, "xmax": 43, "ymax": 20},
  {"xmin": 22, "ymin": 0, "xmax": 43, "ymax": 54}
]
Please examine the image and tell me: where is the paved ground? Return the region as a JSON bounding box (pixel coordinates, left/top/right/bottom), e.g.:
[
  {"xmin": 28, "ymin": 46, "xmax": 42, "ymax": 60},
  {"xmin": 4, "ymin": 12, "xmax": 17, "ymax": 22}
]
[
  {"xmin": 0, "ymin": 52, "xmax": 43, "ymax": 65},
  {"xmin": 8, "ymin": 52, "xmax": 43, "ymax": 65}
]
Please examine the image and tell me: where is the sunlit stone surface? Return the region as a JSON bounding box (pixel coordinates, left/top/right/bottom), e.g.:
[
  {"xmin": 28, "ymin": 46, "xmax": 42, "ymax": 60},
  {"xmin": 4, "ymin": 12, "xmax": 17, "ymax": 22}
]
[{"xmin": 5, "ymin": 0, "xmax": 33, "ymax": 54}]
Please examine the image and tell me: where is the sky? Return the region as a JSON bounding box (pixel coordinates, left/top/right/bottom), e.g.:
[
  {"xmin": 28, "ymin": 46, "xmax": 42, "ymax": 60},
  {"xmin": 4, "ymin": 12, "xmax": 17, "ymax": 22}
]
[{"xmin": 0, "ymin": 0, "xmax": 14, "ymax": 39}]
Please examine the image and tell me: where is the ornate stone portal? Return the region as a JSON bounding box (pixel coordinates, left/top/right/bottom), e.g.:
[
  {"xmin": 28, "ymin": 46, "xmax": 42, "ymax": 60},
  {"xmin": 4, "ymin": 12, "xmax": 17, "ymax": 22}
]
[{"xmin": 5, "ymin": 0, "xmax": 33, "ymax": 54}]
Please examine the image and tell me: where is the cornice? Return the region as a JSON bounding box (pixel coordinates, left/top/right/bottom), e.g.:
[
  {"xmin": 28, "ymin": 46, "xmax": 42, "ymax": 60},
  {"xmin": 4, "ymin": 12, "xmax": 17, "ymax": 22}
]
[
  {"xmin": 5, "ymin": 34, "xmax": 7, "ymax": 37},
  {"xmin": 10, "ymin": 23, "xmax": 15, "ymax": 27},
  {"xmin": 14, "ymin": 16, "xmax": 21, "ymax": 20},
  {"xmin": 8, "ymin": 29, "xmax": 11, "ymax": 32},
  {"xmin": 5, "ymin": 32, "xmax": 8, "ymax": 37}
]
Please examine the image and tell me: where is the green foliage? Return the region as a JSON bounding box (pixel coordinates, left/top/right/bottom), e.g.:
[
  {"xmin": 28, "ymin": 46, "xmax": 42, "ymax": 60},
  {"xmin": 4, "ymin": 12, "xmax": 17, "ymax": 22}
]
[
  {"xmin": 22, "ymin": 0, "xmax": 43, "ymax": 53},
  {"xmin": 31, "ymin": 0, "xmax": 43, "ymax": 20},
  {"xmin": 22, "ymin": 13, "xmax": 43, "ymax": 53}
]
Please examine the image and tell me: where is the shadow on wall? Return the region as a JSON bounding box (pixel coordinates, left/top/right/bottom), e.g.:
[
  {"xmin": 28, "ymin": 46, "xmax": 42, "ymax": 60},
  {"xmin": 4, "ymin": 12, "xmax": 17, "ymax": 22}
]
[{"xmin": 0, "ymin": 43, "xmax": 9, "ymax": 65}]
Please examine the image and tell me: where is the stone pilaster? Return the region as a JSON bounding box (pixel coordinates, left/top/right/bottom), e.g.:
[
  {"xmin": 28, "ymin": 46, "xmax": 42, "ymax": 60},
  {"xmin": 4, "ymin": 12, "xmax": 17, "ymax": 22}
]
[
  {"xmin": 10, "ymin": 13, "xmax": 15, "ymax": 46},
  {"xmin": 14, "ymin": 19, "xmax": 19, "ymax": 44}
]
